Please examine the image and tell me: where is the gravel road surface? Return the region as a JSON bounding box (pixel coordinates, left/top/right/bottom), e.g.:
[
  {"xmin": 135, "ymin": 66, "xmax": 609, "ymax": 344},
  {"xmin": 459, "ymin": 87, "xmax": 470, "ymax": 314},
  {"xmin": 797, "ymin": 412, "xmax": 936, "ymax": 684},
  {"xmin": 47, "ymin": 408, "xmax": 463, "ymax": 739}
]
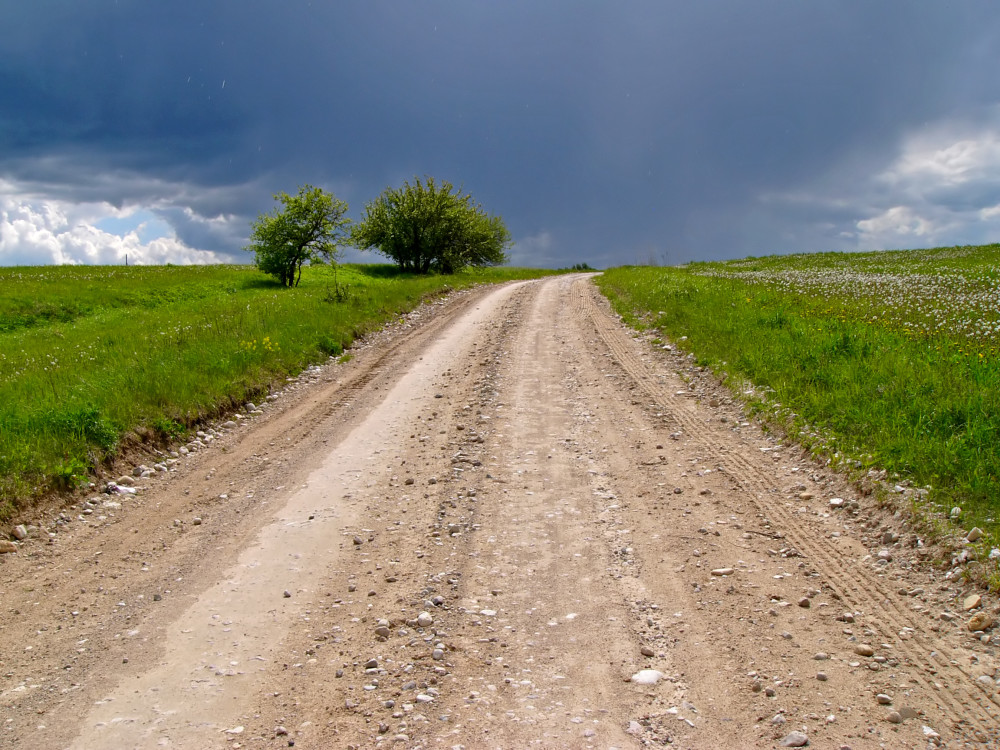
[{"xmin": 1, "ymin": 274, "xmax": 997, "ymax": 749}]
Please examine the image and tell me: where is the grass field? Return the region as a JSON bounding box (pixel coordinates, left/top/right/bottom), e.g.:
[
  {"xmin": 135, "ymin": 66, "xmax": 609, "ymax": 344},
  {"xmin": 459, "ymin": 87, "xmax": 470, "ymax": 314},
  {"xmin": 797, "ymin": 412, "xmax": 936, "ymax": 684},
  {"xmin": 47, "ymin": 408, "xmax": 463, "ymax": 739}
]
[
  {"xmin": 596, "ymin": 245, "xmax": 1000, "ymax": 574},
  {"xmin": 0, "ymin": 262, "xmax": 556, "ymax": 520}
]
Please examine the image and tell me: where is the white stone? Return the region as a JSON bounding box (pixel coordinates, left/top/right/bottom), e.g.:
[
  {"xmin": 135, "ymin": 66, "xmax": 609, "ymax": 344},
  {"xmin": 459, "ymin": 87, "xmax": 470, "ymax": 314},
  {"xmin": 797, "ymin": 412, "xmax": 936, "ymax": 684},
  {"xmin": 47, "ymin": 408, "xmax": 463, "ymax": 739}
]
[
  {"xmin": 779, "ymin": 731, "xmax": 808, "ymax": 747},
  {"xmin": 630, "ymin": 669, "xmax": 666, "ymax": 685}
]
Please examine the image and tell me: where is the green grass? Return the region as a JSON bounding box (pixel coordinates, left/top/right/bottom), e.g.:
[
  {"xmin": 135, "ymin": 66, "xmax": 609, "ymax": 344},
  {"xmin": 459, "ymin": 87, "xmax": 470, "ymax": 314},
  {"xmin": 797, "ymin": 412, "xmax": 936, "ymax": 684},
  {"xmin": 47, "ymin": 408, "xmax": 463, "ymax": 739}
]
[
  {"xmin": 595, "ymin": 245, "xmax": 1000, "ymax": 569},
  {"xmin": 0, "ymin": 262, "xmax": 557, "ymax": 520}
]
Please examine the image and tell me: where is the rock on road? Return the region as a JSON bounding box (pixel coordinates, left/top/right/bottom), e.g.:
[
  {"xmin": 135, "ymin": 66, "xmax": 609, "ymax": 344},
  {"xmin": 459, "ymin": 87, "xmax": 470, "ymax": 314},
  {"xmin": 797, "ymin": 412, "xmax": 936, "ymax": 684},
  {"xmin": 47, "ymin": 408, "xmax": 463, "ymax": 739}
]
[{"xmin": 1, "ymin": 275, "xmax": 997, "ymax": 749}]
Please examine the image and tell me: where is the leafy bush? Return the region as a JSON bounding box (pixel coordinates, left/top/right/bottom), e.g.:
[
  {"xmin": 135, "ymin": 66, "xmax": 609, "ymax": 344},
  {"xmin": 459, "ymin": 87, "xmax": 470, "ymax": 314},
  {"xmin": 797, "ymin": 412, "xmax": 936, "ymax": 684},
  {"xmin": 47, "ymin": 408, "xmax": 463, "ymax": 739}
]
[
  {"xmin": 50, "ymin": 457, "xmax": 91, "ymax": 490},
  {"xmin": 317, "ymin": 335, "xmax": 343, "ymax": 357},
  {"xmin": 352, "ymin": 177, "xmax": 510, "ymax": 273},
  {"xmin": 152, "ymin": 417, "xmax": 187, "ymax": 441},
  {"xmin": 49, "ymin": 406, "xmax": 119, "ymax": 452}
]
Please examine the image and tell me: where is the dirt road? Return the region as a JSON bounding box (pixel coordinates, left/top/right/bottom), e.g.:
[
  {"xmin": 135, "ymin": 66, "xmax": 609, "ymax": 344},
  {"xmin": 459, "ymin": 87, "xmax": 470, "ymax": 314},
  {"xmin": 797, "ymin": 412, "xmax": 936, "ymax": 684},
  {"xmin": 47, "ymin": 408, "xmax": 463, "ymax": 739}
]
[{"xmin": 1, "ymin": 275, "xmax": 997, "ymax": 749}]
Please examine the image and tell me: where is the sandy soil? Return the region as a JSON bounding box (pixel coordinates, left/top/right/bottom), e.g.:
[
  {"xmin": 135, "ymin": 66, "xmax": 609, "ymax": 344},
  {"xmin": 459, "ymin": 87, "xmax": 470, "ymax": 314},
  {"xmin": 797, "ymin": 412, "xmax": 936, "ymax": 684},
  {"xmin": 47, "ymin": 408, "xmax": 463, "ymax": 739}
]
[{"xmin": 1, "ymin": 274, "xmax": 997, "ymax": 749}]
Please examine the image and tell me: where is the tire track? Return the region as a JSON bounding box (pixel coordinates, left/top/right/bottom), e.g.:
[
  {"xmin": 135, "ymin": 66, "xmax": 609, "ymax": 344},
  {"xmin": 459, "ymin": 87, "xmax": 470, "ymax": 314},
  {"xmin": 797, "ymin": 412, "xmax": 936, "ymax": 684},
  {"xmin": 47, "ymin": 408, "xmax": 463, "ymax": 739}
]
[
  {"xmin": 577, "ymin": 278, "xmax": 998, "ymax": 743},
  {"xmin": 711, "ymin": 446, "xmax": 998, "ymax": 737}
]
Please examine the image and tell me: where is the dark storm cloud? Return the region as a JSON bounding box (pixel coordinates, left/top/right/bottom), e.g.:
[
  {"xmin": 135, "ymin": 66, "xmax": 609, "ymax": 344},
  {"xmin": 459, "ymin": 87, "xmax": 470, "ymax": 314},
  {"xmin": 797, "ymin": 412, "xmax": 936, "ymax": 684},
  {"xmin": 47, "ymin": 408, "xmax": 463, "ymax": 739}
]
[{"xmin": 2, "ymin": 1, "xmax": 1000, "ymax": 266}]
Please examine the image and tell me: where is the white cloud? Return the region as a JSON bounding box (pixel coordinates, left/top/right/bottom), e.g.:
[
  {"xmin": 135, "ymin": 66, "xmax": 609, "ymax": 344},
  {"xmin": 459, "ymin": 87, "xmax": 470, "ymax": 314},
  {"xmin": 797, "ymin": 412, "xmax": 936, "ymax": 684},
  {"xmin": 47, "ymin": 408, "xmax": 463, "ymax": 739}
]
[
  {"xmin": 760, "ymin": 112, "xmax": 1000, "ymax": 253},
  {"xmin": 758, "ymin": 113, "xmax": 1000, "ymax": 250},
  {"xmin": 0, "ymin": 183, "xmax": 236, "ymax": 266},
  {"xmin": 980, "ymin": 203, "xmax": 1000, "ymax": 220},
  {"xmin": 851, "ymin": 119, "xmax": 1000, "ymax": 248},
  {"xmin": 884, "ymin": 130, "xmax": 1000, "ymax": 189},
  {"xmin": 855, "ymin": 205, "xmax": 934, "ymax": 241}
]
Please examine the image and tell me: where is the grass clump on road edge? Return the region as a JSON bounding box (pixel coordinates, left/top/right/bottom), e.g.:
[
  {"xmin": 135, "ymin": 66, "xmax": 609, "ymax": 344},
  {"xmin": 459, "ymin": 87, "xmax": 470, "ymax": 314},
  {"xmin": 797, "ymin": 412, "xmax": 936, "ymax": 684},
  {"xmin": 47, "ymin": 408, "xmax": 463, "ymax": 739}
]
[
  {"xmin": 595, "ymin": 245, "xmax": 1000, "ymax": 587},
  {"xmin": 0, "ymin": 263, "xmax": 557, "ymax": 520}
]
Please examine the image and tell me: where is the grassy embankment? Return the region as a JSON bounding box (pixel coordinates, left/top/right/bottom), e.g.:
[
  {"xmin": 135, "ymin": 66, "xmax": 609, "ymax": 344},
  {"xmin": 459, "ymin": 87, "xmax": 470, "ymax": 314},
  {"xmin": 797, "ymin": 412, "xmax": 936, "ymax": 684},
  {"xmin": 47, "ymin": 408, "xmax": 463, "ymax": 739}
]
[
  {"xmin": 0, "ymin": 263, "xmax": 556, "ymax": 520},
  {"xmin": 596, "ymin": 245, "xmax": 1000, "ymax": 582}
]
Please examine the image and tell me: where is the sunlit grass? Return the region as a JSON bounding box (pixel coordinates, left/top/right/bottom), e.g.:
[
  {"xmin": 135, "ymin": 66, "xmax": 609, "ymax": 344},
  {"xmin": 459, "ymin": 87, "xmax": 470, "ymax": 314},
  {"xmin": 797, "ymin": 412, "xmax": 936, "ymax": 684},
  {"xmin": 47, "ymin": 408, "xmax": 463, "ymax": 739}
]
[
  {"xmin": 0, "ymin": 262, "xmax": 557, "ymax": 520},
  {"xmin": 595, "ymin": 244, "xmax": 1000, "ymax": 558}
]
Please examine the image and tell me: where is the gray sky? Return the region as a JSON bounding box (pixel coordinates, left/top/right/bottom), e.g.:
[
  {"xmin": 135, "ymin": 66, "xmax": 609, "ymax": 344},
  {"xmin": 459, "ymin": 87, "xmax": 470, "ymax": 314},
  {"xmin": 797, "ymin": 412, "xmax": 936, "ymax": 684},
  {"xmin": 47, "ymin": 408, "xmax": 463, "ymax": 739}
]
[{"xmin": 2, "ymin": 1, "xmax": 1000, "ymax": 267}]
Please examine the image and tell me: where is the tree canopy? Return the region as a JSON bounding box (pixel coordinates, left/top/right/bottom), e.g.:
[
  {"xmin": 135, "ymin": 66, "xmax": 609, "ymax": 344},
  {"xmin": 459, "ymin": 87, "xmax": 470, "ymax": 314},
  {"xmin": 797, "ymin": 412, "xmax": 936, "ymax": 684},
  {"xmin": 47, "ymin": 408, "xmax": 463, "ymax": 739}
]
[
  {"xmin": 245, "ymin": 185, "xmax": 350, "ymax": 287},
  {"xmin": 351, "ymin": 177, "xmax": 511, "ymax": 274}
]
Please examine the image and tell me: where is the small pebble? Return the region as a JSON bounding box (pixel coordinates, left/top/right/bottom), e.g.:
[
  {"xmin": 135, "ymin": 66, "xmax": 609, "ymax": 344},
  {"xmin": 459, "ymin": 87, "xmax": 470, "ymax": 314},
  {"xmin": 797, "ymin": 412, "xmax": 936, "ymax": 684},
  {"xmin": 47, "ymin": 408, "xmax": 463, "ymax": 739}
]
[
  {"xmin": 968, "ymin": 612, "xmax": 993, "ymax": 631},
  {"xmin": 964, "ymin": 594, "xmax": 982, "ymax": 611},
  {"xmin": 780, "ymin": 730, "xmax": 808, "ymax": 747}
]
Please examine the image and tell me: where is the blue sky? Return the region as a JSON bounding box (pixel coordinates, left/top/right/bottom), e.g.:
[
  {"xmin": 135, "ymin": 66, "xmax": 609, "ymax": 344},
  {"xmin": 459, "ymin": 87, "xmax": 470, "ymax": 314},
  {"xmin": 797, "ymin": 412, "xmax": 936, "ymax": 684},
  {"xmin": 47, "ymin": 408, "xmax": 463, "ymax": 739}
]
[{"xmin": 2, "ymin": 1, "xmax": 1000, "ymax": 267}]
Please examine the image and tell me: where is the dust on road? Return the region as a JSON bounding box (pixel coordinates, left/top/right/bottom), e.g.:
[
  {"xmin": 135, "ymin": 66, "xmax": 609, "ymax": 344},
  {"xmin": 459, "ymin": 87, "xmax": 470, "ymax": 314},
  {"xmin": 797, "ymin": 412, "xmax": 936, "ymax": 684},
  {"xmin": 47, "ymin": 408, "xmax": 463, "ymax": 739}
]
[{"xmin": 1, "ymin": 275, "xmax": 996, "ymax": 749}]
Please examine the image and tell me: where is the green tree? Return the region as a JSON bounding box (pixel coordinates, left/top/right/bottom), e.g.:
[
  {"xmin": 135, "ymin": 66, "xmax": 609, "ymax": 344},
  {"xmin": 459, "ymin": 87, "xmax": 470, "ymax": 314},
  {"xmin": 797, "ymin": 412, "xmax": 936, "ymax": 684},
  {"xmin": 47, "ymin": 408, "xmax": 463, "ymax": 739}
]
[
  {"xmin": 246, "ymin": 185, "xmax": 350, "ymax": 287},
  {"xmin": 351, "ymin": 177, "xmax": 511, "ymax": 274}
]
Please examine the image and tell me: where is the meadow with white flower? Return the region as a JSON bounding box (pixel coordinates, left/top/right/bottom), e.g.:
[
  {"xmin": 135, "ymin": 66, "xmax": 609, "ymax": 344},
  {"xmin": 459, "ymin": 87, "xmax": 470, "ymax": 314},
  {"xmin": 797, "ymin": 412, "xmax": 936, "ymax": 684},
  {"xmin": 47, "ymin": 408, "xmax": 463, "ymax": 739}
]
[
  {"xmin": 0, "ymin": 263, "xmax": 555, "ymax": 520},
  {"xmin": 596, "ymin": 244, "xmax": 1000, "ymax": 577}
]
